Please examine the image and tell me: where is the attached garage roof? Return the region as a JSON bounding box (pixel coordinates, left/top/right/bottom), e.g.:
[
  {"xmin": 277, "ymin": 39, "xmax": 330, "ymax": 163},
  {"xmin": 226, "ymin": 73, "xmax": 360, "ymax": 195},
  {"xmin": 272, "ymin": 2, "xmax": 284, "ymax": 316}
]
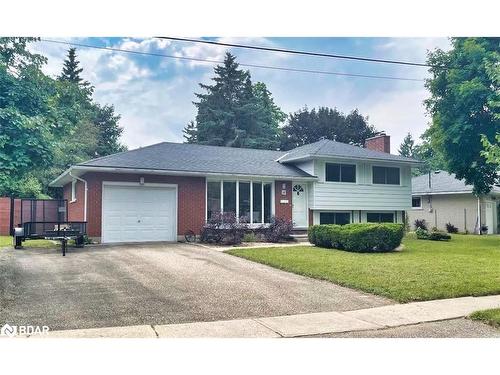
[
  {"xmin": 75, "ymin": 142, "xmax": 314, "ymax": 179},
  {"xmin": 412, "ymin": 171, "xmax": 500, "ymax": 195}
]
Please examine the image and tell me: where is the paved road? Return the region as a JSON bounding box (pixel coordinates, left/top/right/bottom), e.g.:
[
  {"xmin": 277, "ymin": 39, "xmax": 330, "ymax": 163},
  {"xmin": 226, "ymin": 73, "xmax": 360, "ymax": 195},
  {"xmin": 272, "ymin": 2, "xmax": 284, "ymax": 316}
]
[
  {"xmin": 309, "ymin": 318, "xmax": 500, "ymax": 338},
  {"xmin": 0, "ymin": 243, "xmax": 390, "ymax": 331}
]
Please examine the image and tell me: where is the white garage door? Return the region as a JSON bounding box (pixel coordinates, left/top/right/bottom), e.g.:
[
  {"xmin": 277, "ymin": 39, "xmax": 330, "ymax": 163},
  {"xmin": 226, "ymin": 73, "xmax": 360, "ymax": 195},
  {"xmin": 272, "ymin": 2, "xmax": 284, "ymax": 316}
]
[{"xmin": 102, "ymin": 184, "xmax": 177, "ymax": 243}]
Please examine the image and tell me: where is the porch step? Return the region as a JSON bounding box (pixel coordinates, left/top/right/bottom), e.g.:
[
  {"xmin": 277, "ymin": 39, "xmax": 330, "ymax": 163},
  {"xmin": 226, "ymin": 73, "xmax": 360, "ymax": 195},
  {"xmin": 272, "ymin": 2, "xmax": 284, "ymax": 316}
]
[{"xmin": 290, "ymin": 233, "xmax": 310, "ymax": 243}]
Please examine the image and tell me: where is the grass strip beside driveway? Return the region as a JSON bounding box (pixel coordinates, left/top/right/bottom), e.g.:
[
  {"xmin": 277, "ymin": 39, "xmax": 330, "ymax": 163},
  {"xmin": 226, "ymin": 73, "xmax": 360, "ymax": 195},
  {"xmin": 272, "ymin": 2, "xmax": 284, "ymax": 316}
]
[
  {"xmin": 470, "ymin": 308, "xmax": 500, "ymax": 328},
  {"xmin": 0, "ymin": 235, "xmax": 56, "ymax": 249},
  {"xmin": 225, "ymin": 234, "xmax": 500, "ymax": 303}
]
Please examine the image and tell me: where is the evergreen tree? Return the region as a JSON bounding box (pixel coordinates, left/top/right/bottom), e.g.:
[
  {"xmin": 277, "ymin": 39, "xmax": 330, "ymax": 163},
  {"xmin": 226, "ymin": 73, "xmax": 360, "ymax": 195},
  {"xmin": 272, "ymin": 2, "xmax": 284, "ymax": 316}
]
[
  {"xmin": 185, "ymin": 52, "xmax": 282, "ymax": 149},
  {"xmin": 59, "ymin": 48, "xmax": 90, "ymax": 89},
  {"xmin": 398, "ymin": 132, "xmax": 416, "ymax": 157},
  {"xmin": 92, "ymin": 103, "xmax": 127, "ymax": 157},
  {"xmin": 183, "ymin": 120, "xmax": 198, "ymax": 143}
]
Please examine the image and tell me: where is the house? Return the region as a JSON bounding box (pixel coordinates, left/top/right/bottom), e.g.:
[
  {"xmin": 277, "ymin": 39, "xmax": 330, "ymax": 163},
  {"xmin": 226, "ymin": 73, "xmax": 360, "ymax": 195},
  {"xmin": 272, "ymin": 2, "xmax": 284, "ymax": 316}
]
[
  {"xmin": 49, "ymin": 133, "xmax": 421, "ymax": 243},
  {"xmin": 407, "ymin": 171, "xmax": 500, "ymax": 234}
]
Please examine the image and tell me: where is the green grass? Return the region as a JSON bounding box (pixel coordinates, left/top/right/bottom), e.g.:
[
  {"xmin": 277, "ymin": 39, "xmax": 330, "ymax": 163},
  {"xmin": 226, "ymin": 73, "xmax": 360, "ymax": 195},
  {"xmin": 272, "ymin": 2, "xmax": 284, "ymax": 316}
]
[
  {"xmin": 0, "ymin": 235, "xmax": 57, "ymax": 249},
  {"xmin": 469, "ymin": 308, "xmax": 500, "ymax": 328},
  {"xmin": 226, "ymin": 234, "xmax": 500, "ymax": 303}
]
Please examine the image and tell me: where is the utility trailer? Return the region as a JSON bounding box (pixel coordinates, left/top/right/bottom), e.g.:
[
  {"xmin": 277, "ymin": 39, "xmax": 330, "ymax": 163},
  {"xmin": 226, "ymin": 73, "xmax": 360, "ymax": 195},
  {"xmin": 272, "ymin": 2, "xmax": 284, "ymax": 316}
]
[{"xmin": 12, "ymin": 198, "xmax": 87, "ymax": 256}]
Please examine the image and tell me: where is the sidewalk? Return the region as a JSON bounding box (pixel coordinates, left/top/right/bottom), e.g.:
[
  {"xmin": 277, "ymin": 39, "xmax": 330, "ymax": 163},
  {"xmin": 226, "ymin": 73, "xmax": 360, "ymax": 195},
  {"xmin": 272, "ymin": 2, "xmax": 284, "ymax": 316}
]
[{"xmin": 24, "ymin": 295, "xmax": 500, "ymax": 338}]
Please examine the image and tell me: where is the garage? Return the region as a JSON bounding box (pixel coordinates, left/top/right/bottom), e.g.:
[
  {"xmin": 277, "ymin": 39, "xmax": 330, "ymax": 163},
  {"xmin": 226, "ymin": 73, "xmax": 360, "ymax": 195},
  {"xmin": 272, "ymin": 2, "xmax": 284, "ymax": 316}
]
[{"xmin": 102, "ymin": 183, "xmax": 177, "ymax": 243}]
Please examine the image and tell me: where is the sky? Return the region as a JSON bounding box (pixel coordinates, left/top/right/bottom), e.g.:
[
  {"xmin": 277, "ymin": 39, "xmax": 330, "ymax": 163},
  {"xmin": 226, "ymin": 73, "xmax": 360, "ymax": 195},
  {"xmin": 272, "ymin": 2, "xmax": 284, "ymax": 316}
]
[{"xmin": 30, "ymin": 37, "xmax": 451, "ymax": 152}]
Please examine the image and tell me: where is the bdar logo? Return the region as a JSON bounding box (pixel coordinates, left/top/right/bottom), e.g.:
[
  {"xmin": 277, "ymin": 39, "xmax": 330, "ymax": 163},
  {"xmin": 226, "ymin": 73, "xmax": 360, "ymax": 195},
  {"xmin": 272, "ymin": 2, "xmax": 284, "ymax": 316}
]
[{"xmin": 1, "ymin": 323, "xmax": 17, "ymax": 337}]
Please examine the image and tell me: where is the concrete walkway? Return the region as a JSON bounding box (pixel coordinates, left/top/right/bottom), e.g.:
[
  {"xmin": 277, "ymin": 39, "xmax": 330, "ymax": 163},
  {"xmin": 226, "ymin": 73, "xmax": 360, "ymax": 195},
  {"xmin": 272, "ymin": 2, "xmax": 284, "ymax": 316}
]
[{"xmin": 22, "ymin": 295, "xmax": 500, "ymax": 338}]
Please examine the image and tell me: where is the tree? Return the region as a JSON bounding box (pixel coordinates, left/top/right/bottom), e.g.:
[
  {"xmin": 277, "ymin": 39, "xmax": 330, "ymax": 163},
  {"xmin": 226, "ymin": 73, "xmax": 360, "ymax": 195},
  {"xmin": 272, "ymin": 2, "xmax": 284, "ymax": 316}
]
[
  {"xmin": 481, "ymin": 133, "xmax": 500, "ymax": 167},
  {"xmin": 279, "ymin": 106, "xmax": 377, "ymax": 150},
  {"xmin": 92, "ymin": 103, "xmax": 126, "ymax": 157},
  {"xmin": 184, "ymin": 53, "xmax": 283, "ymax": 149},
  {"xmin": 398, "ymin": 133, "xmax": 416, "ymax": 157},
  {"xmin": 424, "ymin": 37, "xmax": 500, "ymax": 194},
  {"xmin": 59, "ymin": 48, "xmax": 87, "ymax": 86}
]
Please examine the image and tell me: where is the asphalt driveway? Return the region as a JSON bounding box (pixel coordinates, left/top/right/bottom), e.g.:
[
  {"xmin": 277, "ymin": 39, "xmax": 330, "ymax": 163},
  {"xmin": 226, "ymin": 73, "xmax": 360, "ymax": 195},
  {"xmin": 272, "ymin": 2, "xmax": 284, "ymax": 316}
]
[{"xmin": 0, "ymin": 243, "xmax": 391, "ymax": 331}]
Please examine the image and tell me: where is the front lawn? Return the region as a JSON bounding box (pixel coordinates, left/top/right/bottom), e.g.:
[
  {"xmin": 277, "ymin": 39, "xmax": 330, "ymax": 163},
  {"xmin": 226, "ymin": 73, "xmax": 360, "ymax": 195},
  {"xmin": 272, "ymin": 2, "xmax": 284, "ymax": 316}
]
[
  {"xmin": 226, "ymin": 234, "xmax": 500, "ymax": 303},
  {"xmin": 0, "ymin": 235, "xmax": 56, "ymax": 249},
  {"xmin": 469, "ymin": 308, "xmax": 500, "ymax": 328}
]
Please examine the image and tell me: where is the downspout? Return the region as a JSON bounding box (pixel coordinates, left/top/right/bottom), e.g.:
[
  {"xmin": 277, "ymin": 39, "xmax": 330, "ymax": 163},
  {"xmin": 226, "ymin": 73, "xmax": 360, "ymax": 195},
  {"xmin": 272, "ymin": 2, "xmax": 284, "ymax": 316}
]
[
  {"xmin": 477, "ymin": 196, "xmax": 481, "ymax": 235},
  {"xmin": 69, "ymin": 171, "xmax": 88, "ymax": 222}
]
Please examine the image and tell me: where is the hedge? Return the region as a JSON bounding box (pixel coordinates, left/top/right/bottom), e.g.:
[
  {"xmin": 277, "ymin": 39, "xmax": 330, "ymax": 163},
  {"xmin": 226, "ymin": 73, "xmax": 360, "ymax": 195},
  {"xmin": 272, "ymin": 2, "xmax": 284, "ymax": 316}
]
[{"xmin": 308, "ymin": 223, "xmax": 405, "ymax": 252}]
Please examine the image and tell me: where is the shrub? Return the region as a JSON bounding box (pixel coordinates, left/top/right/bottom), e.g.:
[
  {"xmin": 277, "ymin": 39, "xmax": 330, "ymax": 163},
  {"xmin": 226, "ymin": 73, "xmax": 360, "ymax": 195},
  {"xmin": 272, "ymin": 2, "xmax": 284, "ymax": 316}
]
[
  {"xmin": 200, "ymin": 212, "xmax": 248, "ymax": 245},
  {"xmin": 481, "ymin": 225, "xmax": 488, "ymax": 234},
  {"xmin": 414, "ymin": 219, "xmax": 427, "ymax": 230},
  {"xmin": 445, "ymin": 222, "xmax": 459, "ymax": 233},
  {"xmin": 308, "ymin": 223, "xmax": 404, "ymax": 252},
  {"xmin": 428, "ymin": 230, "xmax": 451, "ymax": 241},
  {"xmin": 263, "ymin": 217, "xmax": 293, "ymax": 243},
  {"xmin": 242, "ymin": 232, "xmax": 257, "ymax": 242},
  {"xmin": 416, "ymin": 227, "xmax": 451, "ymax": 241}
]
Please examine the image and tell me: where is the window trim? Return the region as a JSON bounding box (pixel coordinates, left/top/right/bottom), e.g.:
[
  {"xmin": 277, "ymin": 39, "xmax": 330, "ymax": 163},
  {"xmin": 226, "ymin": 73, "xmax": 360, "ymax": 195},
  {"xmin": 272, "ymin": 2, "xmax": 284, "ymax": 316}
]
[
  {"xmin": 70, "ymin": 179, "xmax": 77, "ymax": 202},
  {"xmin": 371, "ymin": 165, "xmax": 401, "ymax": 185},
  {"xmin": 325, "ymin": 162, "xmax": 357, "ymax": 183},
  {"xmin": 206, "ymin": 179, "xmax": 275, "ymax": 226},
  {"xmin": 411, "ymin": 196, "xmax": 422, "ymax": 210}
]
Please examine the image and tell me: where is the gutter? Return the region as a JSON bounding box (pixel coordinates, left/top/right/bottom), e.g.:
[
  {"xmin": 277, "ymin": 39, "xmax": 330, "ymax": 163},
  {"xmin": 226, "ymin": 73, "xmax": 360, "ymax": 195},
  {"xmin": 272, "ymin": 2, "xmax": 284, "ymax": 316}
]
[{"xmin": 69, "ymin": 170, "xmax": 88, "ymax": 222}]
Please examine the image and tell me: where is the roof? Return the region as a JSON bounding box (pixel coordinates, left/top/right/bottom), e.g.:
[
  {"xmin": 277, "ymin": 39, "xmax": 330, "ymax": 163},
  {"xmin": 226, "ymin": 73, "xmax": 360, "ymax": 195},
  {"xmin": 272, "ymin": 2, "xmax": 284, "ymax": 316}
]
[
  {"xmin": 412, "ymin": 171, "xmax": 500, "ymax": 195},
  {"xmin": 278, "ymin": 139, "xmax": 420, "ymax": 164},
  {"xmin": 78, "ymin": 142, "xmax": 313, "ymax": 178}
]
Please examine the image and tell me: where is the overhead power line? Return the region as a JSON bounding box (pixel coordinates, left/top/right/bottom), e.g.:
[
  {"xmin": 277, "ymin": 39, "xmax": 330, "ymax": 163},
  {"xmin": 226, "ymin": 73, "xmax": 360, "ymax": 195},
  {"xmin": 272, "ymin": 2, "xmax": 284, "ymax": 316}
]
[
  {"xmin": 39, "ymin": 39, "xmax": 425, "ymax": 82},
  {"xmin": 156, "ymin": 36, "xmax": 435, "ymax": 68}
]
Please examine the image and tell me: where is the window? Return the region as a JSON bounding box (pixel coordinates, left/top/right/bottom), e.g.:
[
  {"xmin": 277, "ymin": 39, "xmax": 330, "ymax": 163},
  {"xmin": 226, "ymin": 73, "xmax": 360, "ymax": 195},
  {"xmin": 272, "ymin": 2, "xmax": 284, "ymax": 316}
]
[
  {"xmin": 367, "ymin": 212, "xmax": 394, "ymax": 223},
  {"xmin": 207, "ymin": 181, "xmax": 221, "ymax": 219},
  {"xmin": 372, "ymin": 166, "xmax": 400, "ymax": 185},
  {"xmin": 71, "ymin": 180, "xmax": 77, "ymax": 202},
  {"xmin": 223, "ymin": 181, "xmax": 236, "ymax": 214},
  {"xmin": 264, "ymin": 183, "xmax": 272, "ymax": 223},
  {"xmin": 320, "ymin": 212, "xmax": 351, "ymax": 225},
  {"xmin": 412, "ymin": 197, "xmax": 422, "ymax": 209},
  {"xmin": 239, "ymin": 182, "xmax": 250, "ymax": 222},
  {"xmin": 325, "ymin": 163, "xmax": 356, "ymax": 183},
  {"xmin": 252, "ymin": 182, "xmax": 262, "ymax": 223},
  {"xmin": 208, "ymin": 180, "xmax": 273, "ymax": 224}
]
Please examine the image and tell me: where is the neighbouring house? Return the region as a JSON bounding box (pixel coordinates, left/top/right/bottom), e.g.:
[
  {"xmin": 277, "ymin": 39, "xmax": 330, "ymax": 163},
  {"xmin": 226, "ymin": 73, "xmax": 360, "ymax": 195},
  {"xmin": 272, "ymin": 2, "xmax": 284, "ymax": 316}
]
[
  {"xmin": 49, "ymin": 133, "xmax": 421, "ymax": 243},
  {"xmin": 407, "ymin": 171, "xmax": 500, "ymax": 234}
]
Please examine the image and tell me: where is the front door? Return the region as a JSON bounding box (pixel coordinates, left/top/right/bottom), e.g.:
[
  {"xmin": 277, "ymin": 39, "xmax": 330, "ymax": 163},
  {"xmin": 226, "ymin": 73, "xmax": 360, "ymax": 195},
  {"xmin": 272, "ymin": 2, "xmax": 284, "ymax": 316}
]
[
  {"xmin": 292, "ymin": 183, "xmax": 307, "ymax": 227},
  {"xmin": 485, "ymin": 201, "xmax": 494, "ymax": 234}
]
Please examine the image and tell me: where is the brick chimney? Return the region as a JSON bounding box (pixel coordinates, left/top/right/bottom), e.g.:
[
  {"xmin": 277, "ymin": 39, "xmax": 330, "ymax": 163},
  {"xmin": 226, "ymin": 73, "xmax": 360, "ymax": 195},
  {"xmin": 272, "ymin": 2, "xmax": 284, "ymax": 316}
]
[{"xmin": 365, "ymin": 132, "xmax": 390, "ymax": 153}]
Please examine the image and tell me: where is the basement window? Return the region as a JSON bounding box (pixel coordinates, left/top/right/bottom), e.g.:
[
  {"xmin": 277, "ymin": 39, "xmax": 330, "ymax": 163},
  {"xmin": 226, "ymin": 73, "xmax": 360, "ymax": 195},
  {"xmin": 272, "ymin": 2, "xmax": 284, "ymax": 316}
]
[{"xmin": 412, "ymin": 196, "xmax": 422, "ymax": 209}]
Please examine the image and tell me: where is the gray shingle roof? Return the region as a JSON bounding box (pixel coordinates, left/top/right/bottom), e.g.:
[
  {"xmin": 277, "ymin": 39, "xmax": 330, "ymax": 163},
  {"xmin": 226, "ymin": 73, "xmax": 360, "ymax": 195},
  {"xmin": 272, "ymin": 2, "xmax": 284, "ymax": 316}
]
[
  {"xmin": 279, "ymin": 139, "xmax": 420, "ymax": 164},
  {"xmin": 412, "ymin": 171, "xmax": 500, "ymax": 194},
  {"xmin": 78, "ymin": 142, "xmax": 314, "ymax": 178}
]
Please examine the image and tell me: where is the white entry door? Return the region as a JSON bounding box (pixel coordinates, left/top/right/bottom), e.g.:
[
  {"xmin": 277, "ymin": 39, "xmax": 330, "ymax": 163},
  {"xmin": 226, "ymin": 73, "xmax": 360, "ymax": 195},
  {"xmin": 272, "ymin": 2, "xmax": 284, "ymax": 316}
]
[
  {"xmin": 292, "ymin": 183, "xmax": 307, "ymax": 227},
  {"xmin": 102, "ymin": 184, "xmax": 177, "ymax": 243}
]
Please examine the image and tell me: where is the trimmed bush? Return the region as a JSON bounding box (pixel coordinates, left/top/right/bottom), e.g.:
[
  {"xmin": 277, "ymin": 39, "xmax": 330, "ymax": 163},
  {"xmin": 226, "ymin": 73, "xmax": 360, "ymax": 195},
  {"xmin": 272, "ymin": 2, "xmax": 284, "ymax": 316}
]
[
  {"xmin": 308, "ymin": 223, "xmax": 404, "ymax": 252},
  {"xmin": 200, "ymin": 212, "xmax": 248, "ymax": 245},
  {"xmin": 416, "ymin": 227, "xmax": 451, "ymax": 241}
]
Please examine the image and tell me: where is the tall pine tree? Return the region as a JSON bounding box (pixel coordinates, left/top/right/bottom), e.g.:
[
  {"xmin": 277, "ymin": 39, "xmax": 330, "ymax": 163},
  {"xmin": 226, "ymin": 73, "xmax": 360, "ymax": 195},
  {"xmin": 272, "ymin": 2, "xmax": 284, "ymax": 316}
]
[
  {"xmin": 398, "ymin": 132, "xmax": 416, "ymax": 157},
  {"xmin": 59, "ymin": 48, "xmax": 84, "ymax": 83},
  {"xmin": 184, "ymin": 52, "xmax": 283, "ymax": 149}
]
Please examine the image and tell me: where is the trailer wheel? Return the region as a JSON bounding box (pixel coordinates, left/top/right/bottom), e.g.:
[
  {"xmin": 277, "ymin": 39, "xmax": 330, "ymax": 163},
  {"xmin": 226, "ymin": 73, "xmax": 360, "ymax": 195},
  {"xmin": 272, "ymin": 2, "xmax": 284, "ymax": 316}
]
[{"xmin": 14, "ymin": 236, "xmax": 23, "ymax": 249}]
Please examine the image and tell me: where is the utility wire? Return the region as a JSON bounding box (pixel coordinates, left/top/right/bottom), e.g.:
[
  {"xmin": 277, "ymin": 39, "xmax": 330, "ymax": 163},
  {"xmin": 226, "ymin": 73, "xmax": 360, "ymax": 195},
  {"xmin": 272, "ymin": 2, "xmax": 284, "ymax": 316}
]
[
  {"xmin": 39, "ymin": 39, "xmax": 425, "ymax": 82},
  {"xmin": 156, "ymin": 36, "xmax": 437, "ymax": 68}
]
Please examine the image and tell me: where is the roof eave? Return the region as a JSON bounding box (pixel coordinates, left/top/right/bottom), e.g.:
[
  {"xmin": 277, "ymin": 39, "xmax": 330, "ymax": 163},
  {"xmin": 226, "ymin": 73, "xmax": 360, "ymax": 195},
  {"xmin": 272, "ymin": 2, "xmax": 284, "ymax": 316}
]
[
  {"xmin": 281, "ymin": 154, "xmax": 422, "ymax": 166},
  {"xmin": 51, "ymin": 165, "xmax": 317, "ymax": 185}
]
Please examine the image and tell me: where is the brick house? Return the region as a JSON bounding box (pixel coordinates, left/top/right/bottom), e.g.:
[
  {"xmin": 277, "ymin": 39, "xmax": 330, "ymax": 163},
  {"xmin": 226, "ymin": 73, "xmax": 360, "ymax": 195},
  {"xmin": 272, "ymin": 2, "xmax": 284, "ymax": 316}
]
[{"xmin": 49, "ymin": 134, "xmax": 420, "ymax": 243}]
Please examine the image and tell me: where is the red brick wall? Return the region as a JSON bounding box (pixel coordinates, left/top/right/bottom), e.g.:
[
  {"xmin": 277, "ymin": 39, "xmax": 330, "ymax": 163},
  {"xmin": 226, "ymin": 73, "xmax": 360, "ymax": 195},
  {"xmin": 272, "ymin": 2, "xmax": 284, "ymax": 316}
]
[
  {"xmin": 63, "ymin": 172, "xmax": 206, "ymax": 238},
  {"xmin": 365, "ymin": 134, "xmax": 390, "ymax": 153},
  {"xmin": 63, "ymin": 180, "xmax": 85, "ymax": 221},
  {"xmin": 274, "ymin": 180, "xmax": 292, "ymax": 222}
]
